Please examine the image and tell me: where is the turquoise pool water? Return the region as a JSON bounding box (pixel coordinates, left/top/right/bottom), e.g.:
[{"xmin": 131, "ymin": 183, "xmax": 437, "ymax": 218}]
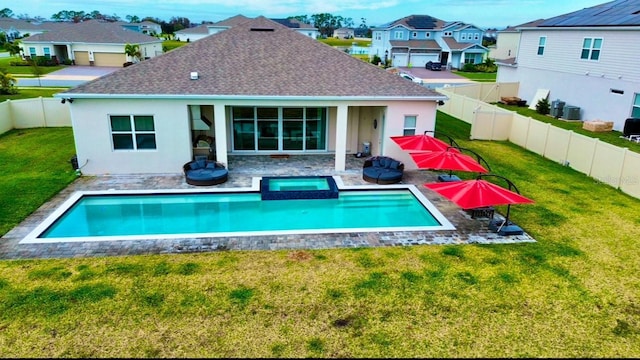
[{"xmin": 26, "ymin": 187, "xmax": 453, "ymax": 242}]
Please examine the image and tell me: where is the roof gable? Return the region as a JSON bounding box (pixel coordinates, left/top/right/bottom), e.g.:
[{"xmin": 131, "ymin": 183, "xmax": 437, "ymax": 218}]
[
  {"xmin": 65, "ymin": 17, "xmax": 442, "ymax": 99},
  {"xmin": 22, "ymin": 20, "xmax": 160, "ymax": 44}
]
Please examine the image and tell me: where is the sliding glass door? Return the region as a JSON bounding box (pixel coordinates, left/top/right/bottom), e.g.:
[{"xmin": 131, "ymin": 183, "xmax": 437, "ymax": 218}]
[{"xmin": 232, "ymin": 106, "xmax": 327, "ymax": 152}]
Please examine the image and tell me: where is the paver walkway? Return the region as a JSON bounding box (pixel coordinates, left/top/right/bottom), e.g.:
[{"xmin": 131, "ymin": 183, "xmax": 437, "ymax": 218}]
[{"xmin": 0, "ymin": 155, "xmax": 535, "ymax": 259}]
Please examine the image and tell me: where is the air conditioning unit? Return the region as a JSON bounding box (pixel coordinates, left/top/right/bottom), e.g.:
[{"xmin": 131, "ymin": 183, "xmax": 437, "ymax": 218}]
[
  {"xmin": 551, "ymin": 99, "xmax": 565, "ymax": 118},
  {"xmin": 563, "ymin": 106, "xmax": 581, "ymax": 120}
]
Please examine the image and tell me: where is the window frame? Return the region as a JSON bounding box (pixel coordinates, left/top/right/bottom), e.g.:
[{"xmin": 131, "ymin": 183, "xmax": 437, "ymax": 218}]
[
  {"xmin": 403, "ymin": 115, "xmax": 417, "ymax": 136},
  {"xmin": 537, "ymin": 36, "xmax": 546, "ymax": 56},
  {"xmin": 109, "ymin": 114, "xmax": 157, "ymax": 151},
  {"xmin": 394, "ymin": 31, "xmax": 403, "ymax": 40},
  {"xmin": 632, "ymin": 93, "xmax": 640, "ymax": 118},
  {"xmin": 581, "ymin": 37, "xmax": 602, "ymax": 61}
]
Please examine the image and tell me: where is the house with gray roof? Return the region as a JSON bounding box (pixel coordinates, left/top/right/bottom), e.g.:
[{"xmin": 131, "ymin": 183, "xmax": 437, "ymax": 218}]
[
  {"xmin": 58, "ymin": 16, "xmax": 446, "ymax": 175},
  {"xmin": 371, "ymin": 15, "xmax": 488, "ymax": 69},
  {"xmin": 496, "ymin": 0, "xmax": 640, "ymax": 130},
  {"xmin": 175, "ymin": 15, "xmax": 319, "ymax": 42},
  {"xmin": 0, "ymin": 18, "xmax": 68, "ymax": 41},
  {"xmin": 20, "ymin": 20, "xmax": 163, "ymax": 66}
]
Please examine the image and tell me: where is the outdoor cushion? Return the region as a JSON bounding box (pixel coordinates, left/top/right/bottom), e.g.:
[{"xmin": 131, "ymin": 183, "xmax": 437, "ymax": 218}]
[
  {"xmin": 362, "ymin": 156, "xmax": 404, "ymax": 185},
  {"xmin": 183, "ymin": 160, "xmax": 228, "ymax": 186},
  {"xmin": 389, "ymin": 160, "xmax": 400, "ymax": 170}
]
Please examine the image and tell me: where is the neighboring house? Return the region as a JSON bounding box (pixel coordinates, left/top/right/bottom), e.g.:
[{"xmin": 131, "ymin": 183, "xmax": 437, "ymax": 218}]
[
  {"xmin": 489, "ymin": 20, "xmax": 544, "ymax": 60},
  {"xmin": 496, "ymin": 0, "xmax": 640, "ymax": 130},
  {"xmin": 371, "ymin": 15, "xmax": 489, "ymax": 69},
  {"xmin": 175, "ymin": 16, "xmax": 320, "ymax": 42},
  {"xmin": 0, "ymin": 18, "xmax": 68, "ymax": 41},
  {"xmin": 174, "ymin": 15, "xmax": 251, "ymax": 42},
  {"xmin": 117, "ymin": 21, "xmax": 163, "ymax": 36},
  {"xmin": 333, "ymin": 27, "xmax": 354, "ymax": 39},
  {"xmin": 269, "ymin": 18, "xmax": 319, "ymax": 39},
  {"xmin": 20, "ymin": 20, "xmax": 163, "ymax": 66},
  {"xmin": 58, "ymin": 16, "xmax": 446, "ymax": 175}
]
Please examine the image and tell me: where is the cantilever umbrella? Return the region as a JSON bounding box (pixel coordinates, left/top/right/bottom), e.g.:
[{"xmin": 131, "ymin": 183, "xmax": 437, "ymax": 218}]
[
  {"xmin": 409, "ymin": 147, "xmax": 489, "ymax": 178},
  {"xmin": 424, "ymin": 174, "xmax": 534, "ymax": 233},
  {"xmin": 390, "ymin": 131, "xmax": 460, "ymax": 153}
]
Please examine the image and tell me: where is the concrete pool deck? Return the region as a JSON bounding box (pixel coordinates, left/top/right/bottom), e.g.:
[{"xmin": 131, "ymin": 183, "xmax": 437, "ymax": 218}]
[{"xmin": 0, "ymin": 155, "xmax": 536, "ymax": 259}]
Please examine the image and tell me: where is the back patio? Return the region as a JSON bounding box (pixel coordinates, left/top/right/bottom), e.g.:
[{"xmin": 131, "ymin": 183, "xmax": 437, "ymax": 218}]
[{"xmin": 0, "ymin": 154, "xmax": 535, "ymax": 260}]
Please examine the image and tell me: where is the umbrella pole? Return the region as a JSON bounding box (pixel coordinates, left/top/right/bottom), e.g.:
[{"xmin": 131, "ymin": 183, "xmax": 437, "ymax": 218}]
[{"xmin": 497, "ymin": 204, "xmax": 512, "ymax": 232}]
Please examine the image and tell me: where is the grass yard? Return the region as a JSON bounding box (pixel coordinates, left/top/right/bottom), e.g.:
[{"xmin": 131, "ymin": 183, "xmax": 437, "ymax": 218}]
[
  {"xmin": 0, "ymin": 56, "xmax": 65, "ymax": 75},
  {"xmin": 0, "ymin": 114, "xmax": 639, "ymax": 357},
  {"xmin": 0, "ymin": 87, "xmax": 67, "ymax": 102},
  {"xmin": 496, "ymin": 103, "xmax": 640, "ymax": 154},
  {"xmin": 452, "ymin": 71, "xmax": 496, "ymax": 82}
]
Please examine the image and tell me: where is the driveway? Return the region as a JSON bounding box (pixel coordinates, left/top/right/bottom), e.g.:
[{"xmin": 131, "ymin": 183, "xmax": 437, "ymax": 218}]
[{"xmin": 16, "ymin": 66, "xmax": 121, "ymax": 87}]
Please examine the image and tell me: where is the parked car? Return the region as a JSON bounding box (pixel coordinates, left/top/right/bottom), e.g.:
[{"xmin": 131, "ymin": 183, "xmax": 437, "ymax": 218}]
[
  {"xmin": 399, "ymin": 72, "xmax": 423, "ymax": 84},
  {"xmin": 425, "ymin": 61, "xmax": 442, "ymax": 71}
]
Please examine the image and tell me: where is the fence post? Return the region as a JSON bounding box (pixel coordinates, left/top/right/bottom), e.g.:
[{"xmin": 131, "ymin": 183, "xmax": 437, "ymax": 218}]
[{"xmin": 39, "ymin": 97, "xmax": 48, "ymax": 127}]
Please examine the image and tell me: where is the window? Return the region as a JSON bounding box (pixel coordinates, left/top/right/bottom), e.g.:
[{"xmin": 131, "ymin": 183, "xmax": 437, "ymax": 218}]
[
  {"xmin": 43, "ymin": 47, "xmax": 51, "ymax": 59},
  {"xmin": 110, "ymin": 115, "xmax": 156, "ymax": 150},
  {"xmin": 461, "ymin": 33, "xmax": 467, "ymax": 40},
  {"xmin": 474, "ymin": 33, "xmax": 480, "ymax": 40},
  {"xmin": 444, "ymin": 31, "xmax": 452, "ymax": 37},
  {"xmin": 581, "ymin": 37, "xmax": 602, "ymax": 60},
  {"xmin": 29, "ymin": 47, "xmax": 36, "ymax": 58},
  {"xmin": 232, "ymin": 107, "xmax": 327, "ymax": 151},
  {"xmin": 632, "ymin": 94, "xmax": 640, "ymax": 118},
  {"xmin": 403, "ymin": 116, "xmax": 417, "ymax": 136},
  {"xmin": 425, "ymin": 32, "xmax": 431, "ymax": 38},
  {"xmin": 374, "ymin": 32, "xmax": 381, "ymax": 40},
  {"xmin": 537, "ymin": 37, "xmax": 546, "ymax": 55},
  {"xmin": 394, "ymin": 31, "xmax": 403, "ymax": 40}
]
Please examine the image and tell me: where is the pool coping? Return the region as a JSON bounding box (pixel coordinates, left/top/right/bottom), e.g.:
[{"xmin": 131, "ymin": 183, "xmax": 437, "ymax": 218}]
[{"xmin": 20, "ymin": 176, "xmax": 456, "ymax": 244}]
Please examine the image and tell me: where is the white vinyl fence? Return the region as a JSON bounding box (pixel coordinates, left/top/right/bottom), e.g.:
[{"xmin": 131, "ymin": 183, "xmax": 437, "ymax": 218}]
[
  {"xmin": 437, "ymin": 83, "xmax": 640, "ymax": 200},
  {"xmin": 0, "ymin": 98, "xmax": 71, "ymax": 135}
]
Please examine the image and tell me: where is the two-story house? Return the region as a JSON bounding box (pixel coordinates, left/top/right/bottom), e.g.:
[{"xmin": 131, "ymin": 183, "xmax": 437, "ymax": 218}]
[
  {"xmin": 496, "ymin": 0, "xmax": 640, "ymax": 130},
  {"xmin": 117, "ymin": 21, "xmax": 163, "ymax": 36},
  {"xmin": 371, "ymin": 15, "xmax": 488, "ymax": 69}
]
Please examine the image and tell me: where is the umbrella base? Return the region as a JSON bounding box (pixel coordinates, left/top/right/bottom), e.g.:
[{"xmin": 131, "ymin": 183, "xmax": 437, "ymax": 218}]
[
  {"xmin": 489, "ymin": 219, "xmax": 525, "ymax": 236},
  {"xmin": 437, "ymin": 174, "xmax": 461, "ymax": 182}
]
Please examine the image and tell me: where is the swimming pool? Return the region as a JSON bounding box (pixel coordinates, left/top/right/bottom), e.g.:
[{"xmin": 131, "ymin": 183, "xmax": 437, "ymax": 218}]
[{"xmin": 21, "ymin": 177, "xmax": 455, "ymax": 243}]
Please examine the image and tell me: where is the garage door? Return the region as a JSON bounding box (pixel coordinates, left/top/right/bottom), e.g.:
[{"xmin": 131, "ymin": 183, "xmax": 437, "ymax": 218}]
[
  {"xmin": 409, "ymin": 54, "xmax": 439, "ymax": 68},
  {"xmin": 94, "ymin": 52, "xmax": 126, "ymax": 67},
  {"xmin": 392, "ymin": 54, "xmax": 408, "ymax": 67},
  {"xmin": 73, "ymin": 51, "xmax": 89, "ymax": 65}
]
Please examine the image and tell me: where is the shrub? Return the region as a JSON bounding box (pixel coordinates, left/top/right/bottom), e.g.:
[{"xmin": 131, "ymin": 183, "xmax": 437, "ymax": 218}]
[
  {"xmin": 462, "ymin": 63, "xmax": 477, "ymax": 72},
  {"xmin": 536, "ymin": 97, "xmax": 550, "ymax": 115}
]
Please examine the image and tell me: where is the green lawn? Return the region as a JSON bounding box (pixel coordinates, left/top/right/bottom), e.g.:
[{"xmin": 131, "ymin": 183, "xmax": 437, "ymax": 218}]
[
  {"xmin": 0, "ymin": 57, "xmax": 65, "ymax": 75},
  {"xmin": 453, "ymin": 71, "xmax": 496, "ymax": 82},
  {"xmin": 0, "ymin": 87, "xmax": 67, "ymax": 102},
  {"xmin": 319, "ymin": 38, "xmax": 371, "ymax": 47},
  {"xmin": 0, "ymin": 114, "xmax": 639, "ymax": 357}
]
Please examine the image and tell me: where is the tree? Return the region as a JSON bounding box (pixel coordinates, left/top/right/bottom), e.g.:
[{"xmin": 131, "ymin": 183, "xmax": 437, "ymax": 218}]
[
  {"xmin": 30, "ymin": 60, "xmax": 44, "ymax": 87},
  {"xmin": 0, "ymin": 8, "xmax": 14, "ymax": 18},
  {"xmin": 126, "ymin": 14, "xmax": 140, "ymax": 23},
  {"xmin": 5, "ymin": 41, "xmax": 22, "ymax": 57},
  {"xmin": 289, "ymin": 15, "xmax": 310, "ymax": 24},
  {"xmin": 0, "ymin": 70, "xmax": 18, "ymax": 94},
  {"xmin": 124, "ymin": 43, "xmax": 142, "ymax": 63},
  {"xmin": 51, "ymin": 10, "xmax": 89, "ymax": 23}
]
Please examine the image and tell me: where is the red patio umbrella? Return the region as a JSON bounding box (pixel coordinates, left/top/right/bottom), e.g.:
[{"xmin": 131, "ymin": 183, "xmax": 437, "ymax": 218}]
[
  {"xmin": 390, "ymin": 131, "xmax": 460, "ymax": 152},
  {"xmin": 409, "ymin": 147, "xmax": 489, "ymax": 174},
  {"xmin": 424, "ymin": 174, "xmax": 534, "ymax": 234}
]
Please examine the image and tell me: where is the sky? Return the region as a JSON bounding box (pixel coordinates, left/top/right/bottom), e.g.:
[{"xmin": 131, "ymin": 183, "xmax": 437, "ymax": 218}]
[{"xmin": 8, "ymin": 0, "xmax": 608, "ymax": 29}]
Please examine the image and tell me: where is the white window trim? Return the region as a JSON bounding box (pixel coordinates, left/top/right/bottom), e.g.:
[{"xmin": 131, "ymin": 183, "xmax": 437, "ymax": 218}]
[
  {"xmin": 394, "ymin": 31, "xmax": 403, "ymax": 40},
  {"xmin": 110, "ymin": 115, "xmax": 156, "ymax": 151},
  {"xmin": 537, "ymin": 36, "xmax": 546, "ymax": 56},
  {"xmin": 403, "ymin": 115, "xmax": 417, "ymax": 135},
  {"xmin": 581, "ymin": 37, "xmax": 603, "ymax": 61}
]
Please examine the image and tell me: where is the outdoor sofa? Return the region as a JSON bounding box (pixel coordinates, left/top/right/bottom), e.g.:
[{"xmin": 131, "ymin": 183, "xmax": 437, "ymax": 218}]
[
  {"xmin": 183, "ymin": 156, "xmax": 228, "ymax": 186},
  {"xmin": 362, "ymin": 156, "xmax": 404, "ymax": 184}
]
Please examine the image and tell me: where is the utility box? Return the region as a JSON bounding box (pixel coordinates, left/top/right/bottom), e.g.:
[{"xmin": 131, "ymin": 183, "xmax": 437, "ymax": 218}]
[
  {"xmin": 563, "ymin": 106, "xmax": 581, "ymax": 120},
  {"xmin": 362, "ymin": 142, "xmax": 371, "ymax": 155},
  {"xmin": 551, "ymin": 99, "xmax": 565, "ymax": 118}
]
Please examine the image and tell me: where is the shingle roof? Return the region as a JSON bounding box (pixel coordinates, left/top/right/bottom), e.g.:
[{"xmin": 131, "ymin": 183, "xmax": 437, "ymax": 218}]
[
  {"xmin": 175, "ymin": 24, "xmax": 210, "ymax": 34},
  {"xmin": 540, "ymin": 0, "xmax": 640, "ymax": 27},
  {"xmin": 390, "ymin": 40, "xmax": 441, "ymax": 50},
  {"xmin": 22, "ymin": 19, "xmax": 161, "ymax": 44},
  {"xmin": 377, "ymin": 15, "xmax": 446, "ymax": 30},
  {"xmin": 64, "ymin": 17, "xmax": 443, "ymax": 99},
  {"xmin": 215, "ymin": 14, "xmax": 251, "ymax": 27},
  {"xmin": 442, "ymin": 37, "xmax": 476, "ymax": 51}
]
